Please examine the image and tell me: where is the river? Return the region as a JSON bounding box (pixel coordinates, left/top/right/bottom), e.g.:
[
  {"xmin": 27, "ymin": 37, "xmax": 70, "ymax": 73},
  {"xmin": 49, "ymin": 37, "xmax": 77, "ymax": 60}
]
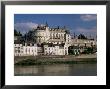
[{"xmin": 14, "ymin": 63, "xmax": 97, "ymax": 76}]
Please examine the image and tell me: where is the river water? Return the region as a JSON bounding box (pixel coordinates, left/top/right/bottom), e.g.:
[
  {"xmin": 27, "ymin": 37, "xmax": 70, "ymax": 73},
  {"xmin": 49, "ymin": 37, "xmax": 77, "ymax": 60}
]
[{"xmin": 14, "ymin": 63, "xmax": 97, "ymax": 76}]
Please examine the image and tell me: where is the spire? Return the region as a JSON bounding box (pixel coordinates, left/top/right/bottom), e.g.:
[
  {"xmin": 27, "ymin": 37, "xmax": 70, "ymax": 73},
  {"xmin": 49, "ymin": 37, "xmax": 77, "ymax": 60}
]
[
  {"xmin": 89, "ymin": 34, "xmax": 91, "ymax": 39},
  {"xmin": 58, "ymin": 26, "xmax": 59, "ymax": 29},
  {"xmin": 64, "ymin": 26, "xmax": 66, "ymax": 29},
  {"xmin": 74, "ymin": 32, "xmax": 76, "ymax": 38},
  {"xmin": 46, "ymin": 21, "xmax": 48, "ymax": 27}
]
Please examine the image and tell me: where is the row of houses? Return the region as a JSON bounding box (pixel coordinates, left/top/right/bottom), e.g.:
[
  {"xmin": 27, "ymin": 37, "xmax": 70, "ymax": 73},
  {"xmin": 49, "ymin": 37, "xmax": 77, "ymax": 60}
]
[
  {"xmin": 14, "ymin": 42, "xmax": 69, "ymax": 56},
  {"xmin": 14, "ymin": 40, "xmax": 96, "ymax": 56},
  {"xmin": 14, "ymin": 43, "xmax": 38, "ymax": 56}
]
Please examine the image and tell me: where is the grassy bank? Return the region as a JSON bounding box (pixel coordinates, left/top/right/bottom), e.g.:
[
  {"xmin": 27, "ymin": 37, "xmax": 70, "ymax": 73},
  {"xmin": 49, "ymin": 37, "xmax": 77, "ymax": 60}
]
[
  {"xmin": 15, "ymin": 58, "xmax": 97, "ymax": 66},
  {"xmin": 15, "ymin": 54, "xmax": 97, "ymax": 65}
]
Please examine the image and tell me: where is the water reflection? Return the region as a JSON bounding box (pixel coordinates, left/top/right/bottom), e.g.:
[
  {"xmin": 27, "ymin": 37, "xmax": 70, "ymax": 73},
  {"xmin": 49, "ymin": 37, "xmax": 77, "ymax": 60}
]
[{"xmin": 15, "ymin": 63, "xmax": 97, "ymax": 76}]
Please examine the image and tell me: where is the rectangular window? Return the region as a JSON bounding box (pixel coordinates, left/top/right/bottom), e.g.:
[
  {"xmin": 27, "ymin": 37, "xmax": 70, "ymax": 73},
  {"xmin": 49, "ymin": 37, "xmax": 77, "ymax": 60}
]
[
  {"xmin": 18, "ymin": 50, "xmax": 20, "ymax": 53},
  {"xmin": 25, "ymin": 48, "xmax": 27, "ymax": 52}
]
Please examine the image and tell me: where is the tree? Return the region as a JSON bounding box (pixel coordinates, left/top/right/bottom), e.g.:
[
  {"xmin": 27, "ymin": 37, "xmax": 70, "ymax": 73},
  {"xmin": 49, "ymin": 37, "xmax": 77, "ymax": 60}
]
[
  {"xmin": 23, "ymin": 30, "xmax": 36, "ymax": 43},
  {"xmin": 14, "ymin": 29, "xmax": 22, "ymax": 36},
  {"xmin": 83, "ymin": 47, "xmax": 93, "ymax": 54},
  {"xmin": 14, "ymin": 29, "xmax": 18, "ymax": 36},
  {"xmin": 18, "ymin": 31, "xmax": 22, "ymax": 36},
  {"xmin": 78, "ymin": 34, "xmax": 87, "ymax": 39}
]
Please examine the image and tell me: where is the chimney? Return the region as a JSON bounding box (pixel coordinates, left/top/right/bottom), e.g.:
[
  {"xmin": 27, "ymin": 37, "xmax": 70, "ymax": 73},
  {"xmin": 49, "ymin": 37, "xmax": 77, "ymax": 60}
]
[{"xmin": 25, "ymin": 43, "xmax": 27, "ymax": 46}]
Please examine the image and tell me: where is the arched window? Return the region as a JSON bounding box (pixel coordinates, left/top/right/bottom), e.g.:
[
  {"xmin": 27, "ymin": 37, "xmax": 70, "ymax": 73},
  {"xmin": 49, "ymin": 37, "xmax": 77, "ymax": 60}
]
[
  {"xmin": 56, "ymin": 33, "xmax": 58, "ymax": 38},
  {"xmin": 55, "ymin": 33, "xmax": 56, "ymax": 38},
  {"xmin": 61, "ymin": 34, "xmax": 63, "ymax": 39},
  {"xmin": 59, "ymin": 34, "xmax": 61, "ymax": 39},
  {"xmin": 53, "ymin": 34, "xmax": 55, "ymax": 39},
  {"xmin": 50, "ymin": 34, "xmax": 52, "ymax": 39}
]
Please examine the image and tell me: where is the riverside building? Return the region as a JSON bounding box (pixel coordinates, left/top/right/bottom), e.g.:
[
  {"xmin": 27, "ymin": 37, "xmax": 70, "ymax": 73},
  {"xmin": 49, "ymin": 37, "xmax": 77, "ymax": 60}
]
[
  {"xmin": 14, "ymin": 42, "xmax": 38, "ymax": 56},
  {"xmin": 14, "ymin": 23, "xmax": 96, "ymax": 56}
]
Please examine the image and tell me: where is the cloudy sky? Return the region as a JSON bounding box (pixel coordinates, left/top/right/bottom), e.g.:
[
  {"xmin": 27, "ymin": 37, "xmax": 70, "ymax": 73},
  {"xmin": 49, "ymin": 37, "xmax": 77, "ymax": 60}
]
[{"xmin": 14, "ymin": 14, "xmax": 97, "ymax": 39}]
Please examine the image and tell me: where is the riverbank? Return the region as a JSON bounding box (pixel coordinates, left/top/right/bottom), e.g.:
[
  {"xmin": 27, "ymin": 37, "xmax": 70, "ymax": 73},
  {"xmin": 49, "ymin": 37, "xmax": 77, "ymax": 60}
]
[{"xmin": 15, "ymin": 54, "xmax": 97, "ymax": 65}]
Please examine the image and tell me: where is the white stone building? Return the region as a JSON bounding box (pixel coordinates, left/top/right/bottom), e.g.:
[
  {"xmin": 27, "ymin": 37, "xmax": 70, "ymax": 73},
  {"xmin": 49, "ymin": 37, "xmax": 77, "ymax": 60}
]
[
  {"xmin": 34, "ymin": 24, "xmax": 71, "ymax": 45},
  {"xmin": 44, "ymin": 43, "xmax": 68, "ymax": 55},
  {"xmin": 66, "ymin": 33, "xmax": 71, "ymax": 46},
  {"xmin": 34, "ymin": 25, "xmax": 50, "ymax": 44},
  {"xmin": 14, "ymin": 43, "xmax": 38, "ymax": 56},
  {"xmin": 14, "ymin": 43, "xmax": 23, "ymax": 56},
  {"xmin": 14, "ymin": 23, "xmax": 97, "ymax": 56},
  {"xmin": 23, "ymin": 43, "xmax": 38, "ymax": 56},
  {"xmin": 71, "ymin": 38, "xmax": 96, "ymax": 47}
]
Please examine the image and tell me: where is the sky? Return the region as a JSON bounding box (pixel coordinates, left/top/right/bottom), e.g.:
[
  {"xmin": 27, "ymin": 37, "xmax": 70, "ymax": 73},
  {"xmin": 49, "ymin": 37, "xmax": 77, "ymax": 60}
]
[{"xmin": 14, "ymin": 14, "xmax": 97, "ymax": 39}]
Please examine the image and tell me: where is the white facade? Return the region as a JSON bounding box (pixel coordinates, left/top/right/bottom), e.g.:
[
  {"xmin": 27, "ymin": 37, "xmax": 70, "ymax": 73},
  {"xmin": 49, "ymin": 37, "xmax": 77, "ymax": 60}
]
[
  {"xmin": 44, "ymin": 46, "xmax": 55, "ymax": 55},
  {"xmin": 14, "ymin": 43, "xmax": 38, "ymax": 56},
  {"xmin": 49, "ymin": 28, "xmax": 66, "ymax": 44},
  {"xmin": 14, "ymin": 44, "xmax": 23, "ymax": 56},
  {"xmin": 35, "ymin": 26, "xmax": 50, "ymax": 44},
  {"xmin": 44, "ymin": 44, "xmax": 68, "ymax": 55},
  {"xmin": 64, "ymin": 43, "xmax": 69, "ymax": 55},
  {"xmin": 71, "ymin": 38, "xmax": 97, "ymax": 47},
  {"xmin": 23, "ymin": 46, "xmax": 37, "ymax": 56},
  {"xmin": 33, "ymin": 25, "xmax": 71, "ymax": 55},
  {"xmin": 37, "ymin": 46, "xmax": 44, "ymax": 55},
  {"xmin": 34, "ymin": 25, "xmax": 71, "ymax": 45},
  {"xmin": 66, "ymin": 34, "xmax": 71, "ymax": 46}
]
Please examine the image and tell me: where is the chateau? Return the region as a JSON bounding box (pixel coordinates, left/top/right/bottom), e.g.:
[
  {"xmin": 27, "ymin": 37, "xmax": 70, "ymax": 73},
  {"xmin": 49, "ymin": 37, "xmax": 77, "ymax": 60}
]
[
  {"xmin": 14, "ymin": 23, "xmax": 97, "ymax": 56},
  {"xmin": 34, "ymin": 23, "xmax": 71, "ymax": 45}
]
